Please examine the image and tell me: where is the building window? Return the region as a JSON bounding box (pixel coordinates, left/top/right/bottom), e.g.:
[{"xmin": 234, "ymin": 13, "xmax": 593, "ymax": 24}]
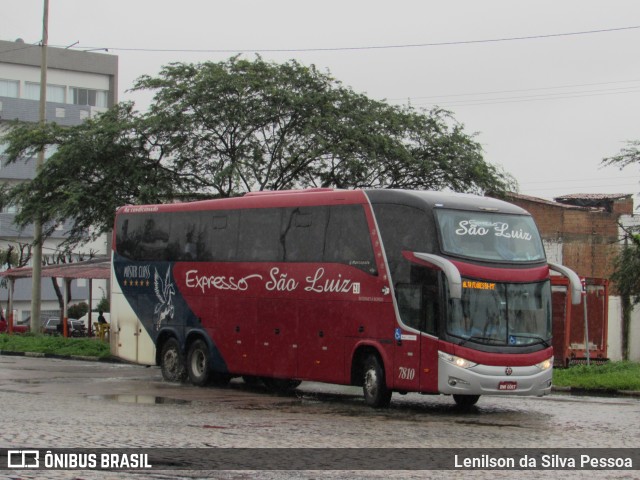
[
  {"xmin": 47, "ymin": 84, "xmax": 65, "ymax": 103},
  {"xmin": 23, "ymin": 82, "xmax": 66, "ymax": 103},
  {"xmin": 2, "ymin": 205, "xmax": 18, "ymax": 214},
  {"xmin": 24, "ymin": 82, "xmax": 39, "ymax": 100},
  {"xmin": 0, "ymin": 79, "xmax": 19, "ymax": 98},
  {"xmin": 70, "ymin": 87, "xmax": 108, "ymax": 108}
]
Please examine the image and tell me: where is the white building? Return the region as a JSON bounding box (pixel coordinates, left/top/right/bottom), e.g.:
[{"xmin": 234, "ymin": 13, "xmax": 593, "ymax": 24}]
[{"xmin": 0, "ymin": 38, "xmax": 118, "ymax": 323}]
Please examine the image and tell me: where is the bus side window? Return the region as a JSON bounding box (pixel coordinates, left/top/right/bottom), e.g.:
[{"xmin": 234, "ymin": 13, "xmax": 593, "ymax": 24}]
[
  {"xmin": 282, "ymin": 207, "xmax": 327, "ymax": 262},
  {"xmin": 210, "ymin": 211, "xmax": 239, "ymax": 261},
  {"xmin": 396, "ymin": 284, "xmax": 424, "ymax": 331},
  {"xmin": 116, "ymin": 217, "xmax": 133, "ymax": 258},
  {"xmin": 324, "ymin": 205, "xmax": 376, "ymax": 274},
  {"xmin": 395, "ymin": 268, "xmax": 439, "ymax": 335},
  {"xmin": 237, "ymin": 208, "xmax": 284, "ymax": 262},
  {"xmin": 372, "ymin": 203, "xmax": 433, "ymax": 278},
  {"xmin": 167, "ymin": 212, "xmax": 211, "ymax": 261},
  {"xmin": 136, "ymin": 216, "xmax": 170, "ymax": 261}
]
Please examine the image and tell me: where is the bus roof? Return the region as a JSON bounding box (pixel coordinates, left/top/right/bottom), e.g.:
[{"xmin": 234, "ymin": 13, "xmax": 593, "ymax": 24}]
[
  {"xmin": 116, "ymin": 188, "xmax": 367, "ymax": 214},
  {"xmin": 116, "ymin": 188, "xmax": 529, "ymax": 216},
  {"xmin": 364, "ymin": 189, "xmax": 530, "ymax": 216}
]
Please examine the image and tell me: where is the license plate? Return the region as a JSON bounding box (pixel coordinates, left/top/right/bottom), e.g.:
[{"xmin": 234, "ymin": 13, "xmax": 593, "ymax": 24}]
[{"xmin": 498, "ymin": 381, "xmax": 518, "ymax": 391}]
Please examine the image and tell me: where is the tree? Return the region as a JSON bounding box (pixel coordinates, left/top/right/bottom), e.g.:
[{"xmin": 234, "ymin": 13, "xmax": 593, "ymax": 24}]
[
  {"xmin": 0, "ymin": 102, "xmax": 184, "ymax": 248},
  {"xmin": 67, "ymin": 302, "xmax": 89, "ymax": 320},
  {"xmin": 610, "ymin": 228, "xmax": 640, "ymax": 360},
  {"xmin": 0, "ymin": 56, "xmax": 515, "ymax": 250},
  {"xmin": 603, "ymin": 141, "xmax": 640, "ymax": 360},
  {"xmin": 602, "ymin": 140, "xmax": 640, "ymax": 170}
]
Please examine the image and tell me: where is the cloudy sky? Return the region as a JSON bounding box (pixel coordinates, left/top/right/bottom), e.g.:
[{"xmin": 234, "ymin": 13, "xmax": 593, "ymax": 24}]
[{"xmin": 3, "ymin": 0, "xmax": 640, "ymax": 204}]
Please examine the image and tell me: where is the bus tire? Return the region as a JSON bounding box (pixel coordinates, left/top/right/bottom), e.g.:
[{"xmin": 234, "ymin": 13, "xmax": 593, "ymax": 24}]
[
  {"xmin": 362, "ymin": 355, "xmax": 392, "ymax": 408},
  {"xmin": 160, "ymin": 337, "xmax": 187, "ymax": 383},
  {"xmin": 453, "ymin": 394, "xmax": 480, "ymax": 409},
  {"xmin": 187, "ymin": 339, "xmax": 213, "ymax": 386}
]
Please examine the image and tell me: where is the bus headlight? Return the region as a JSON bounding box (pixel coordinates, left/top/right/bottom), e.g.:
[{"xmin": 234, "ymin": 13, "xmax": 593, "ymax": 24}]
[
  {"xmin": 535, "ymin": 357, "xmax": 553, "ymax": 370},
  {"xmin": 438, "ymin": 351, "xmax": 477, "ymax": 369}
]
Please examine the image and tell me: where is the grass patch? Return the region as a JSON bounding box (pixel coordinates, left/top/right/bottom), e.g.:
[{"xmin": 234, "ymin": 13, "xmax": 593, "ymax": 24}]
[
  {"xmin": 553, "ymin": 362, "xmax": 640, "ymax": 392},
  {"xmin": 0, "ymin": 333, "xmax": 111, "ymax": 358}
]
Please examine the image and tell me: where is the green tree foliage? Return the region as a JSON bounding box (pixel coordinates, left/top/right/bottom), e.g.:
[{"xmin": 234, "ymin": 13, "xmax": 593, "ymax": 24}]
[
  {"xmin": 67, "ymin": 302, "xmax": 89, "ymax": 320},
  {"xmin": 602, "ymin": 140, "xmax": 640, "ymax": 170},
  {"xmin": 96, "ymin": 296, "xmax": 110, "ymax": 313},
  {"xmin": 602, "ymin": 143, "xmax": 640, "ymax": 360},
  {"xmin": 1, "ymin": 56, "xmax": 514, "ymax": 249},
  {"xmin": 0, "ymin": 103, "xmax": 183, "ymax": 247},
  {"xmin": 611, "ymin": 227, "xmax": 640, "ymax": 303},
  {"xmin": 602, "ymin": 144, "xmax": 640, "ymax": 302}
]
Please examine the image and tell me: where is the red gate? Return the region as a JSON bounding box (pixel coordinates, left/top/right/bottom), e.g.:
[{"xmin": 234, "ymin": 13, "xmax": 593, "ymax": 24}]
[{"xmin": 551, "ymin": 277, "xmax": 609, "ymax": 367}]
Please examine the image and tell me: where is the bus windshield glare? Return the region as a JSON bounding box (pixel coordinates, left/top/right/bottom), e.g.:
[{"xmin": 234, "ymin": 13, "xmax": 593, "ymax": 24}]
[
  {"xmin": 448, "ymin": 280, "xmax": 552, "ymax": 346},
  {"xmin": 434, "ymin": 209, "xmax": 545, "ymax": 262}
]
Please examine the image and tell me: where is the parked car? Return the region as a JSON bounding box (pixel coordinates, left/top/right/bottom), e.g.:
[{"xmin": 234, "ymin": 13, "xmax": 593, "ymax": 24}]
[
  {"xmin": 0, "ymin": 316, "xmax": 29, "ymax": 334},
  {"xmin": 41, "ymin": 318, "xmax": 86, "ymax": 337}
]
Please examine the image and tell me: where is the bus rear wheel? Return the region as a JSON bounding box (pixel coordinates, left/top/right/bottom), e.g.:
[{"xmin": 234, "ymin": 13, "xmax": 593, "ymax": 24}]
[
  {"xmin": 453, "ymin": 394, "xmax": 480, "ymax": 409},
  {"xmin": 187, "ymin": 339, "xmax": 213, "ymax": 386},
  {"xmin": 362, "ymin": 355, "xmax": 392, "ymax": 408},
  {"xmin": 160, "ymin": 337, "xmax": 187, "ymax": 383}
]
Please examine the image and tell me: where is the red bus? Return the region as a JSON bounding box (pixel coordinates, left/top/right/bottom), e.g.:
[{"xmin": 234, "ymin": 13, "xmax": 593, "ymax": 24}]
[{"xmin": 110, "ymin": 188, "xmax": 581, "ymax": 408}]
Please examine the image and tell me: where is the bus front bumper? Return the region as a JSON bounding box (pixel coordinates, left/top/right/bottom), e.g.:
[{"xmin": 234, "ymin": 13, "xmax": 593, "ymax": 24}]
[{"xmin": 437, "ymin": 352, "xmax": 553, "ymax": 397}]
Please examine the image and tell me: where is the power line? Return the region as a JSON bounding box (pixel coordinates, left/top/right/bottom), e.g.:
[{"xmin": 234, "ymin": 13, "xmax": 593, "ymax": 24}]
[
  {"xmin": 520, "ymin": 175, "xmax": 640, "ymax": 186},
  {"xmin": 60, "ymin": 24, "xmax": 640, "ymax": 54},
  {"xmin": 523, "ymin": 183, "xmax": 640, "ymax": 192},
  {"xmin": 387, "ymin": 79, "xmax": 640, "ymax": 102},
  {"xmin": 409, "ymin": 87, "xmax": 640, "ymax": 107}
]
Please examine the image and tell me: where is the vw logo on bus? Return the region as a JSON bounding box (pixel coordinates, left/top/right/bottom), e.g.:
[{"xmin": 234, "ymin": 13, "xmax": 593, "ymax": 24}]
[{"xmin": 505, "ymin": 367, "xmax": 513, "ymax": 376}]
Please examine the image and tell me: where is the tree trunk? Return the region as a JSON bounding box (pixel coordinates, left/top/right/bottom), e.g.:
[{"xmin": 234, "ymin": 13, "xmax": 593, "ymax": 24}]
[{"xmin": 621, "ymin": 294, "xmax": 631, "ymax": 361}]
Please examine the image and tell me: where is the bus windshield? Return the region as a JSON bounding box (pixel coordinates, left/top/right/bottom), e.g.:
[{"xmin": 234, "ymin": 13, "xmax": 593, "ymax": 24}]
[
  {"xmin": 434, "ymin": 209, "xmax": 545, "ymax": 262},
  {"xmin": 448, "ymin": 279, "xmax": 552, "ymax": 346}
]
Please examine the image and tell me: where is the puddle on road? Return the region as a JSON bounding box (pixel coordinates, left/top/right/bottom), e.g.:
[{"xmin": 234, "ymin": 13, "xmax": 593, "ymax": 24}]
[
  {"xmin": 12, "ymin": 378, "xmax": 43, "ymax": 385},
  {"xmin": 86, "ymin": 394, "xmax": 191, "ymax": 405}
]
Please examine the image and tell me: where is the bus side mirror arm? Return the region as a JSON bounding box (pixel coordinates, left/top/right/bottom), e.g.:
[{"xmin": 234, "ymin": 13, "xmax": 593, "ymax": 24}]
[
  {"xmin": 413, "ymin": 252, "xmax": 462, "ymax": 300},
  {"xmin": 548, "ymin": 262, "xmax": 582, "ymax": 305}
]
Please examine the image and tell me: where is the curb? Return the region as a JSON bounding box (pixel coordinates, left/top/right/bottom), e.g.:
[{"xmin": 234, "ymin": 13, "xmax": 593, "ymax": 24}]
[
  {"xmin": 0, "ymin": 349, "xmax": 121, "ymax": 363},
  {"xmin": 552, "ymin": 385, "xmax": 640, "ymax": 398}
]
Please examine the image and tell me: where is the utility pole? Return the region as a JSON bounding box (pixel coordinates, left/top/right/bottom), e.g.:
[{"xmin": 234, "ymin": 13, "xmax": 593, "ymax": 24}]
[{"xmin": 30, "ymin": 0, "xmax": 49, "ymax": 334}]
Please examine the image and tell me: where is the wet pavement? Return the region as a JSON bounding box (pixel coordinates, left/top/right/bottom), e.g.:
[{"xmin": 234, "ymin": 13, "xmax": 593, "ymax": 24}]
[{"xmin": 0, "ymin": 354, "xmax": 639, "ymax": 479}]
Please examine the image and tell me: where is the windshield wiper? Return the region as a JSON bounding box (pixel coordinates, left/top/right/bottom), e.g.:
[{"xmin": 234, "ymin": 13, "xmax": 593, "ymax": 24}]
[
  {"xmin": 509, "ymin": 334, "xmax": 550, "ymax": 348},
  {"xmin": 458, "ymin": 335, "xmax": 502, "ymax": 347}
]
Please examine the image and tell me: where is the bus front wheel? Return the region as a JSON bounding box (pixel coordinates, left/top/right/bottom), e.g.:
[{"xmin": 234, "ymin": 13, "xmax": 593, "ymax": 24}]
[
  {"xmin": 362, "ymin": 355, "xmax": 392, "ymax": 408},
  {"xmin": 453, "ymin": 394, "xmax": 480, "ymax": 409},
  {"xmin": 187, "ymin": 339, "xmax": 213, "ymax": 386},
  {"xmin": 160, "ymin": 337, "xmax": 187, "ymax": 383}
]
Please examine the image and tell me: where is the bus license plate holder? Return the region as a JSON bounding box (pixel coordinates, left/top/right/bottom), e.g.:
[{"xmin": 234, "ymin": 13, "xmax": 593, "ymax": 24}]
[{"xmin": 498, "ymin": 381, "xmax": 518, "ymax": 391}]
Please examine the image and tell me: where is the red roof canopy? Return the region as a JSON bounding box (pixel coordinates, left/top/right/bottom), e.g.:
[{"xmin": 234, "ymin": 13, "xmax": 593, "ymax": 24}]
[{"xmin": 0, "ymin": 258, "xmax": 110, "ymax": 280}]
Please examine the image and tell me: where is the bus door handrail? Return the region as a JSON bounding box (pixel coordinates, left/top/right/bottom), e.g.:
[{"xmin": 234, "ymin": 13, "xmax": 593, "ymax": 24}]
[
  {"xmin": 548, "ymin": 262, "xmax": 582, "ymax": 305},
  {"xmin": 412, "ymin": 252, "xmax": 462, "ymax": 300}
]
